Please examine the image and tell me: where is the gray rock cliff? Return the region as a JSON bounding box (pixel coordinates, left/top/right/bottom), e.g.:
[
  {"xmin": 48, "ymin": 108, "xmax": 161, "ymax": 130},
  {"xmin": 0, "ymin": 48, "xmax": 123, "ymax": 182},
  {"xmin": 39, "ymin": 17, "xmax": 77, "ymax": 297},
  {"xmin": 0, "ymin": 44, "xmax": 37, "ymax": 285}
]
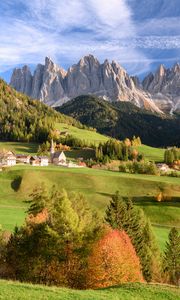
[
  {"xmin": 10, "ymin": 55, "xmax": 163, "ymax": 113},
  {"xmin": 143, "ymin": 63, "xmax": 180, "ymax": 113}
]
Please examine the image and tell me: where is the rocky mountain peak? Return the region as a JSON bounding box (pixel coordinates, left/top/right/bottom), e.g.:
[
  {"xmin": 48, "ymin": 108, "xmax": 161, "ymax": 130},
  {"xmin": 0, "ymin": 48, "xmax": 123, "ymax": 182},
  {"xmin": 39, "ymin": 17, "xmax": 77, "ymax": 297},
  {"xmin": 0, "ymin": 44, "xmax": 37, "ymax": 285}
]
[
  {"xmin": 10, "ymin": 55, "xmax": 164, "ymax": 113},
  {"xmin": 45, "ymin": 56, "xmax": 53, "ymax": 68},
  {"xmin": 172, "ymin": 62, "xmax": 180, "ymax": 73},
  {"xmin": 142, "ymin": 62, "xmax": 180, "ymax": 113},
  {"xmin": 44, "ymin": 56, "xmax": 66, "ymax": 77},
  {"xmin": 156, "ymin": 64, "xmax": 166, "ymax": 77}
]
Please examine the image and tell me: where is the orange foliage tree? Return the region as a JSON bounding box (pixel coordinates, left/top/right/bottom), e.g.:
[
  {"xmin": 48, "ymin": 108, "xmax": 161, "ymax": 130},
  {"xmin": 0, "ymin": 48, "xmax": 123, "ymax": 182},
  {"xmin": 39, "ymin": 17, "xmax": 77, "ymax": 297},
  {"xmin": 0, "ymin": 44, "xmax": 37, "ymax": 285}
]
[{"xmin": 86, "ymin": 228, "xmax": 143, "ymax": 288}]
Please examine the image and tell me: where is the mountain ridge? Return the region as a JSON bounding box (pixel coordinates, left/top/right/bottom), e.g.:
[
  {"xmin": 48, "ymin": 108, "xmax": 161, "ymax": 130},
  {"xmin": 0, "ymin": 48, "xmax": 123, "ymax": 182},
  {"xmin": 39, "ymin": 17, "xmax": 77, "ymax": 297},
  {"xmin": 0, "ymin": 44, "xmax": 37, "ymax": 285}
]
[
  {"xmin": 10, "ymin": 55, "xmax": 162, "ymax": 114},
  {"xmin": 56, "ymin": 95, "xmax": 180, "ymax": 147}
]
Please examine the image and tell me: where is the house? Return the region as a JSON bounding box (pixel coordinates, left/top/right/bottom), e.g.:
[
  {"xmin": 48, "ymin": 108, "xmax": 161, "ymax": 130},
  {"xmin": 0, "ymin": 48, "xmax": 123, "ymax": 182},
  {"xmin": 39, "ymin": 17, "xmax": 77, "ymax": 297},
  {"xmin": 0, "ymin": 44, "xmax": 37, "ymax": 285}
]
[
  {"xmin": 30, "ymin": 156, "xmax": 49, "ymax": 166},
  {"xmin": 16, "ymin": 154, "xmax": 31, "ymax": 164},
  {"xmin": 0, "ymin": 150, "xmax": 16, "ymax": 166},
  {"xmin": 67, "ymin": 161, "xmax": 86, "ymax": 168},
  {"xmin": 30, "ymin": 156, "xmax": 40, "ymax": 166},
  {"xmin": 156, "ymin": 163, "xmax": 170, "ymax": 172},
  {"xmin": 39, "ymin": 156, "xmax": 49, "ymax": 166}
]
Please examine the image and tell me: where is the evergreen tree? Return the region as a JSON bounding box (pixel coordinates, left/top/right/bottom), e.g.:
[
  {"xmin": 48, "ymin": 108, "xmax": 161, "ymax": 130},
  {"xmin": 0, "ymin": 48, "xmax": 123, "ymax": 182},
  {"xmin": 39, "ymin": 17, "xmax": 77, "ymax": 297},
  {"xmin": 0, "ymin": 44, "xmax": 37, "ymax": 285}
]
[
  {"xmin": 105, "ymin": 192, "xmax": 162, "ymax": 282},
  {"xmin": 163, "ymin": 227, "xmax": 180, "ymax": 285},
  {"xmin": 26, "ymin": 183, "xmax": 49, "ymax": 216},
  {"xmin": 105, "ymin": 192, "xmax": 127, "ymax": 229}
]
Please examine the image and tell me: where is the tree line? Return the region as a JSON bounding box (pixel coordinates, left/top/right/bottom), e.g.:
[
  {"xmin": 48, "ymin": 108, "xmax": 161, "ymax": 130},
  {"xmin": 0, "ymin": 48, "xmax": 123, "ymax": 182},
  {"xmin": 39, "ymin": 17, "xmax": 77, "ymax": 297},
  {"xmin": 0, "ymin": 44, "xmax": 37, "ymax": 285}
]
[
  {"xmin": 0, "ymin": 79, "xmax": 90, "ymax": 143},
  {"xmin": 164, "ymin": 147, "xmax": 180, "ymax": 164},
  {"xmin": 0, "ymin": 185, "xmax": 179, "ymax": 288},
  {"xmin": 95, "ymin": 137, "xmax": 142, "ymax": 163}
]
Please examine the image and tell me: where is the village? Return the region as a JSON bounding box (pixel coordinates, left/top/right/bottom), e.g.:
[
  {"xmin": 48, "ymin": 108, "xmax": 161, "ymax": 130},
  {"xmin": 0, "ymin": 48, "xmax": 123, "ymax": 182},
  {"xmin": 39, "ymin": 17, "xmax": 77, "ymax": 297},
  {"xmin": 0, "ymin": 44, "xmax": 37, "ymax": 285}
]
[{"xmin": 0, "ymin": 140, "xmax": 86, "ymax": 169}]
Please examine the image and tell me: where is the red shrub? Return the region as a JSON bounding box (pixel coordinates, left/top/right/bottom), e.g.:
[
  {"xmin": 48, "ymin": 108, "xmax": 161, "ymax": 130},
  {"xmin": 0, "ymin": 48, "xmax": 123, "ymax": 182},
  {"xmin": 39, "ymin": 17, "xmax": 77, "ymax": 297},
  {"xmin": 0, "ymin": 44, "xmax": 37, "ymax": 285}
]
[{"xmin": 86, "ymin": 229, "xmax": 143, "ymax": 288}]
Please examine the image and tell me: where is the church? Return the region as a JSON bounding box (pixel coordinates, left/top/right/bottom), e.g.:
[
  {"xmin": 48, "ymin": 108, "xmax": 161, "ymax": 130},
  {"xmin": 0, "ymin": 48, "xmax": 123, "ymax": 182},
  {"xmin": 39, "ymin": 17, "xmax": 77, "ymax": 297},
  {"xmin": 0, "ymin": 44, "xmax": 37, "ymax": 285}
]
[{"xmin": 50, "ymin": 140, "xmax": 67, "ymax": 166}]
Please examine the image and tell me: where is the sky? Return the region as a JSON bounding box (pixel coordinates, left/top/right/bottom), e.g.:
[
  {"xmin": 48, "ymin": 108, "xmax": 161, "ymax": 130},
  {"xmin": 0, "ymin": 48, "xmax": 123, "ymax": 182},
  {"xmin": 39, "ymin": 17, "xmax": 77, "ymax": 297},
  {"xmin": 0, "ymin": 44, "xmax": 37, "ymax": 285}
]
[{"xmin": 0, "ymin": 0, "xmax": 180, "ymax": 81}]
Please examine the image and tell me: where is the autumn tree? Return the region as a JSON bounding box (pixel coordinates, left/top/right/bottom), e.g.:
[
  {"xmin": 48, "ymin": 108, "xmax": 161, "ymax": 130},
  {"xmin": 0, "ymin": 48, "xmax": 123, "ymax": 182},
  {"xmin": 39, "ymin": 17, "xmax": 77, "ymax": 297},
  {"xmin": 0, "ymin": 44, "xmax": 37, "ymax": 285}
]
[{"xmin": 86, "ymin": 228, "xmax": 143, "ymax": 288}]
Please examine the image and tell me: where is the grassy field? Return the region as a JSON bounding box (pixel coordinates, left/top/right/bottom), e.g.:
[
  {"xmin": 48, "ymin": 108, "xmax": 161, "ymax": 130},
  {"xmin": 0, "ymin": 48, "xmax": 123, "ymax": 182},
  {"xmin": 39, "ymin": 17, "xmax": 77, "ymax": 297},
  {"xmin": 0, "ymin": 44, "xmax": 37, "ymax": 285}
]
[
  {"xmin": 0, "ymin": 165, "xmax": 179, "ymax": 249},
  {"xmin": 0, "ymin": 142, "xmax": 38, "ymax": 155},
  {"xmin": 0, "ymin": 280, "xmax": 179, "ymax": 300},
  {"xmin": 56, "ymin": 123, "xmax": 109, "ymax": 145},
  {"xmin": 137, "ymin": 145, "xmax": 165, "ymax": 162}
]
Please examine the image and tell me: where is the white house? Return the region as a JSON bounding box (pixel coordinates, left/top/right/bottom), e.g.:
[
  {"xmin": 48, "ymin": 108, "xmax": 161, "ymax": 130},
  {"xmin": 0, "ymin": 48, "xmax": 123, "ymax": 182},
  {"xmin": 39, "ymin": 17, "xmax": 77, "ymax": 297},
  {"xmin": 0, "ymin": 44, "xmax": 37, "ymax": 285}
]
[
  {"xmin": 0, "ymin": 151, "xmax": 16, "ymax": 166},
  {"xmin": 156, "ymin": 163, "xmax": 170, "ymax": 172},
  {"xmin": 39, "ymin": 156, "xmax": 49, "ymax": 166},
  {"xmin": 30, "ymin": 156, "xmax": 49, "ymax": 166},
  {"xmin": 16, "ymin": 154, "xmax": 31, "ymax": 164}
]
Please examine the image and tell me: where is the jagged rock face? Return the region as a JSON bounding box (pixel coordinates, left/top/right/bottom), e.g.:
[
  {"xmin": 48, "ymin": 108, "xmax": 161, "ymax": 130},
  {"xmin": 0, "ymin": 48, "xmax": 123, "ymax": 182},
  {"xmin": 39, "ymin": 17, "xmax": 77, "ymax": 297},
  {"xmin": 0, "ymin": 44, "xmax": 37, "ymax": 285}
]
[
  {"xmin": 10, "ymin": 65, "xmax": 33, "ymax": 96},
  {"xmin": 143, "ymin": 64, "xmax": 180, "ymax": 113},
  {"xmin": 10, "ymin": 55, "xmax": 162, "ymax": 113}
]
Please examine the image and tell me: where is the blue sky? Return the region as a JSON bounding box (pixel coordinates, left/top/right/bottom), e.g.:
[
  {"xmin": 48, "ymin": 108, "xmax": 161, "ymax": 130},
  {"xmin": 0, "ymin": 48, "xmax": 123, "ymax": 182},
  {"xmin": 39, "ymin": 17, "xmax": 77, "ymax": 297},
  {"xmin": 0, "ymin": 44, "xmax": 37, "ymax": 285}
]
[{"xmin": 0, "ymin": 0, "xmax": 180, "ymax": 81}]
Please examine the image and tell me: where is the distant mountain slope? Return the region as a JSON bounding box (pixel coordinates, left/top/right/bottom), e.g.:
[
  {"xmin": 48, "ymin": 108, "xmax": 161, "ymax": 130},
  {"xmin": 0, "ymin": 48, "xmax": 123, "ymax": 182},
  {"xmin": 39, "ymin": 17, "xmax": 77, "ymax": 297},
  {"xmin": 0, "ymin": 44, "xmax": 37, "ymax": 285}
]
[
  {"xmin": 0, "ymin": 79, "xmax": 81, "ymax": 143},
  {"xmin": 56, "ymin": 95, "xmax": 180, "ymax": 147},
  {"xmin": 143, "ymin": 64, "xmax": 180, "ymax": 113},
  {"xmin": 10, "ymin": 55, "xmax": 162, "ymax": 114}
]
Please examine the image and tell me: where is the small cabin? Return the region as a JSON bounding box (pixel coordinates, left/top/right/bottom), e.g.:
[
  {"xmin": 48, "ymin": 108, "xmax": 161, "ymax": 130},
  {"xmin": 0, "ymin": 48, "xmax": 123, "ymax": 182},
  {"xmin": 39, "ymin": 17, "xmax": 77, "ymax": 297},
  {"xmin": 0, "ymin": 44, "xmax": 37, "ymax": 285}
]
[{"xmin": 0, "ymin": 151, "xmax": 16, "ymax": 166}]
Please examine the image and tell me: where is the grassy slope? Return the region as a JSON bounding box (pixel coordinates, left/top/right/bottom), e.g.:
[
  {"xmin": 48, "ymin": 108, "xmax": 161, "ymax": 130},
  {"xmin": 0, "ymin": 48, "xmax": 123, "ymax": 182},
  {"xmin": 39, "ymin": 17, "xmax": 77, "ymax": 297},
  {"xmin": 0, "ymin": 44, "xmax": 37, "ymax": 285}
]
[
  {"xmin": 137, "ymin": 145, "xmax": 165, "ymax": 162},
  {"xmin": 56, "ymin": 123, "xmax": 109, "ymax": 145},
  {"xmin": 0, "ymin": 280, "xmax": 179, "ymax": 300},
  {"xmin": 0, "ymin": 142, "xmax": 38, "ymax": 155},
  {"xmin": 0, "ymin": 166, "xmax": 179, "ymax": 249}
]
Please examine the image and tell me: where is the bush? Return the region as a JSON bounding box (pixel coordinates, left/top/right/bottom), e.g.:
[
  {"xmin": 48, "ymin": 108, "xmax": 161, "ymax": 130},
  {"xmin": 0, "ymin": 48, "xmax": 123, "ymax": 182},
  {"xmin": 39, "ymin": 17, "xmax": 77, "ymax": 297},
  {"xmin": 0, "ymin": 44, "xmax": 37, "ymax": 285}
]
[{"xmin": 119, "ymin": 161, "xmax": 159, "ymax": 175}]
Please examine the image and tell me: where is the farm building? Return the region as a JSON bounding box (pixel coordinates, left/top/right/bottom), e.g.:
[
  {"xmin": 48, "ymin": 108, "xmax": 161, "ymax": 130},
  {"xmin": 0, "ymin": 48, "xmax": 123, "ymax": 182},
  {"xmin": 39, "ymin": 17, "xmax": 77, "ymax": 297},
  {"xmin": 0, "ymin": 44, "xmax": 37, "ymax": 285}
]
[
  {"xmin": 30, "ymin": 156, "xmax": 49, "ymax": 166},
  {"xmin": 0, "ymin": 150, "xmax": 16, "ymax": 166},
  {"xmin": 156, "ymin": 163, "xmax": 170, "ymax": 172},
  {"xmin": 16, "ymin": 154, "xmax": 31, "ymax": 164}
]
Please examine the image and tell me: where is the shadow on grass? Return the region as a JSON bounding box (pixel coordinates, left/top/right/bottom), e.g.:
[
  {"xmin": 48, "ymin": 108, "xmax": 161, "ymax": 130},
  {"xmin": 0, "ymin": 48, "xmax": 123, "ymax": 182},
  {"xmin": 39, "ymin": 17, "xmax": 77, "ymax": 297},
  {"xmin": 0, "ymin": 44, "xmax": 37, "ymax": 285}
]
[
  {"xmin": 11, "ymin": 176, "xmax": 22, "ymax": 192},
  {"xmin": 96, "ymin": 192, "xmax": 180, "ymax": 208},
  {"xmin": 15, "ymin": 146, "xmax": 38, "ymax": 154},
  {"xmin": 132, "ymin": 196, "xmax": 180, "ymax": 208},
  {"xmin": 96, "ymin": 192, "xmax": 113, "ymax": 198}
]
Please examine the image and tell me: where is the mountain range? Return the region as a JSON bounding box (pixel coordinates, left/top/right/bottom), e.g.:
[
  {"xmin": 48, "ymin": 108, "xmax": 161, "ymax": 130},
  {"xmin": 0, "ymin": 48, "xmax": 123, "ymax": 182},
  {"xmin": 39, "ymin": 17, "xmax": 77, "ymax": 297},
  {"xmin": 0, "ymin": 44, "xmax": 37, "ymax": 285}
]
[{"xmin": 10, "ymin": 55, "xmax": 180, "ymax": 114}]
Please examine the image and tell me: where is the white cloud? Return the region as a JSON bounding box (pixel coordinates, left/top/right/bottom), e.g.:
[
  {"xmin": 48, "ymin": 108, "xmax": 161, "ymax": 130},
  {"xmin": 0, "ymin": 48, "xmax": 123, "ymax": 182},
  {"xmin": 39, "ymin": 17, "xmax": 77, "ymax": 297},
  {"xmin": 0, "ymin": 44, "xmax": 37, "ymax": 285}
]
[{"xmin": 2, "ymin": 0, "xmax": 178, "ymax": 76}]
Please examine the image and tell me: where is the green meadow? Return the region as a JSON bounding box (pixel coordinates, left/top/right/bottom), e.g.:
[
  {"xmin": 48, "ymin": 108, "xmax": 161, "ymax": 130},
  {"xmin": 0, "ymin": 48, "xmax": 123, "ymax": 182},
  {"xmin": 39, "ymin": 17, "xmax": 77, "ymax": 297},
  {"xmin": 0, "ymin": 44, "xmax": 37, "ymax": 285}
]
[
  {"xmin": 56, "ymin": 123, "xmax": 109, "ymax": 145},
  {"xmin": 0, "ymin": 141, "xmax": 38, "ymax": 155},
  {"xmin": 137, "ymin": 145, "xmax": 165, "ymax": 162},
  {"xmin": 0, "ymin": 165, "xmax": 179, "ymax": 250},
  {"xmin": 0, "ymin": 280, "xmax": 179, "ymax": 300}
]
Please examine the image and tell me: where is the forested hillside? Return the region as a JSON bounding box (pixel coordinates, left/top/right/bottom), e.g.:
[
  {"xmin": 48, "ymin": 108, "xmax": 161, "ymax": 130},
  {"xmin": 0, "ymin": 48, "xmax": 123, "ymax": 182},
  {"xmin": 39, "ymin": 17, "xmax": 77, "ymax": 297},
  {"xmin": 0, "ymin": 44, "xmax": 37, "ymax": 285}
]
[
  {"xmin": 0, "ymin": 80, "xmax": 82, "ymax": 143},
  {"xmin": 57, "ymin": 95, "xmax": 180, "ymax": 147}
]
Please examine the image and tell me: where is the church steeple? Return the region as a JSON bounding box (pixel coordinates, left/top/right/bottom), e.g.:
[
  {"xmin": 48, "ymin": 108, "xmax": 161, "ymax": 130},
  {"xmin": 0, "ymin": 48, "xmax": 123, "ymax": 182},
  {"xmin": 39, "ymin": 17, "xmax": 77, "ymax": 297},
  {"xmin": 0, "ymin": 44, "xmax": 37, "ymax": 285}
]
[
  {"xmin": 50, "ymin": 139, "xmax": 55, "ymax": 163},
  {"xmin": 50, "ymin": 139, "xmax": 55, "ymax": 154}
]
